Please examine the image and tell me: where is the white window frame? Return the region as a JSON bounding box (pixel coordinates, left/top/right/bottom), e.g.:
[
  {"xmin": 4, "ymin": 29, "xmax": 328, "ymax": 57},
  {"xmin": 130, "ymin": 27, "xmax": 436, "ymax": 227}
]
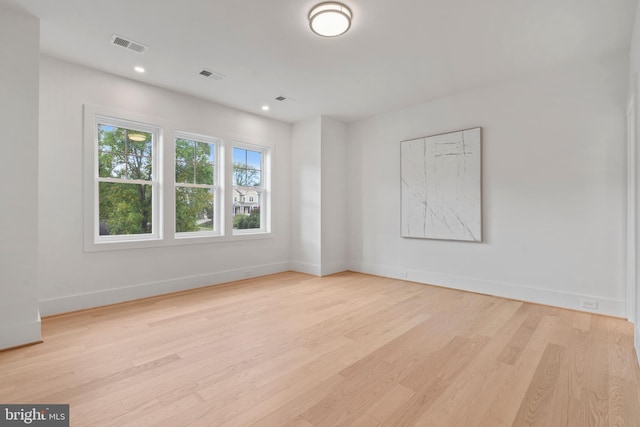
[
  {"xmin": 231, "ymin": 141, "xmax": 271, "ymax": 236},
  {"xmin": 84, "ymin": 105, "xmax": 274, "ymax": 251},
  {"xmin": 84, "ymin": 105, "xmax": 163, "ymax": 251},
  {"xmin": 174, "ymin": 131, "xmax": 223, "ymax": 238}
]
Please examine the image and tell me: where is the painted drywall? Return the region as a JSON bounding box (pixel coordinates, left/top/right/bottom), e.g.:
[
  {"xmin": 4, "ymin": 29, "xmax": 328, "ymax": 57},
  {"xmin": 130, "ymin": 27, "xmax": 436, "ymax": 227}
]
[
  {"xmin": 0, "ymin": 7, "xmax": 42, "ymax": 349},
  {"xmin": 320, "ymin": 117, "xmax": 349, "ymax": 275},
  {"xmin": 348, "ymin": 51, "xmax": 628, "ymax": 316},
  {"xmin": 630, "ymin": 1, "xmax": 640, "ymax": 91},
  {"xmin": 290, "ymin": 116, "xmax": 349, "ymax": 276},
  {"xmin": 38, "ymin": 56, "xmax": 291, "ymax": 316},
  {"xmin": 290, "ymin": 117, "xmax": 322, "ymax": 274},
  {"xmin": 629, "ymin": 2, "xmax": 640, "ymax": 362},
  {"xmin": 626, "ymin": 87, "xmax": 638, "ymax": 360},
  {"xmin": 632, "ymin": 84, "xmax": 640, "ymax": 364}
]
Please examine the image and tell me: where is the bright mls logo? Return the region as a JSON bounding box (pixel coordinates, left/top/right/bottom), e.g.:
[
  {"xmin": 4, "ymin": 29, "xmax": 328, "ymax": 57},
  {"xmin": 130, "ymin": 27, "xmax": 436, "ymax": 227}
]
[{"xmin": 0, "ymin": 405, "xmax": 69, "ymax": 426}]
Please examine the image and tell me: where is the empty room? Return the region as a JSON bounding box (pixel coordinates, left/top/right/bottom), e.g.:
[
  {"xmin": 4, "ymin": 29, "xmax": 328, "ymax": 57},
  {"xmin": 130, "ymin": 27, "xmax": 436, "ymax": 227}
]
[{"xmin": 1, "ymin": 0, "xmax": 640, "ymax": 425}]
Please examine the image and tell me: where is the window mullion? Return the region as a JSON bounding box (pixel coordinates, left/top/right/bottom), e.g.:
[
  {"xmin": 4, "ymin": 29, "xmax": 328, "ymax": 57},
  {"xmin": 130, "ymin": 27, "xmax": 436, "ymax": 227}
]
[
  {"xmin": 176, "ymin": 182, "xmax": 213, "ymax": 190},
  {"xmin": 98, "ymin": 177, "xmax": 152, "ymax": 186}
]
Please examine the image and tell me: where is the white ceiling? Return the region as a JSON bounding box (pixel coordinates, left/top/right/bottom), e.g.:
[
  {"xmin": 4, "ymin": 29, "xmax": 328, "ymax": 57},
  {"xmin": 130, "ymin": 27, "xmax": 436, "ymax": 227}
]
[{"xmin": 2, "ymin": 0, "xmax": 637, "ymax": 123}]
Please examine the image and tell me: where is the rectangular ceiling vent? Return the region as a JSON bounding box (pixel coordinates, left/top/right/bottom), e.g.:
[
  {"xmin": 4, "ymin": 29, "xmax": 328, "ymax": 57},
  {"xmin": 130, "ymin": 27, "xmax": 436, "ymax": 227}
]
[
  {"xmin": 110, "ymin": 34, "xmax": 148, "ymax": 54},
  {"xmin": 275, "ymin": 96, "xmax": 287, "ymax": 101},
  {"xmin": 199, "ymin": 69, "xmax": 224, "ymax": 80}
]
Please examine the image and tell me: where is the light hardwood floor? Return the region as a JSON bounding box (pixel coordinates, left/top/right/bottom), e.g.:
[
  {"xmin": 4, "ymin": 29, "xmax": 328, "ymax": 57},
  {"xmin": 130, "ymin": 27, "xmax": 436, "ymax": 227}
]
[{"xmin": 1, "ymin": 272, "xmax": 639, "ymax": 426}]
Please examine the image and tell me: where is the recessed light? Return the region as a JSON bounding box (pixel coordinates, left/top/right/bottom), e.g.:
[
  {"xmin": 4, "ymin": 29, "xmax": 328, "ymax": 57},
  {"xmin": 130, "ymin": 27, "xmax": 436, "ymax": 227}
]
[
  {"xmin": 262, "ymin": 105, "xmax": 270, "ymax": 111},
  {"xmin": 134, "ymin": 66, "xmax": 145, "ymax": 73}
]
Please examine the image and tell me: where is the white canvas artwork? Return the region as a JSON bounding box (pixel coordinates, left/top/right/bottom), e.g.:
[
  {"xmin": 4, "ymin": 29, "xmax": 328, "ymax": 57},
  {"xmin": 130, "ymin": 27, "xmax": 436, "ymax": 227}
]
[{"xmin": 401, "ymin": 127, "xmax": 481, "ymax": 242}]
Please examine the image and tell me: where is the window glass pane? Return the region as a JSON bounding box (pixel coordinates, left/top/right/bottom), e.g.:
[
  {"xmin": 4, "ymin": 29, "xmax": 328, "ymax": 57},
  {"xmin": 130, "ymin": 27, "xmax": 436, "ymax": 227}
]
[
  {"xmin": 99, "ymin": 182, "xmax": 152, "ymax": 235},
  {"xmin": 98, "ymin": 152, "xmax": 126, "ymax": 178},
  {"xmin": 175, "ymin": 139, "xmax": 193, "ymax": 162},
  {"xmin": 194, "ymin": 141, "xmax": 214, "ymax": 185},
  {"xmin": 98, "ymin": 124, "xmax": 125, "ymax": 154},
  {"xmin": 232, "ymin": 147, "xmax": 246, "ymax": 164},
  {"xmin": 247, "ymin": 150, "xmax": 261, "ymax": 169},
  {"xmin": 176, "ymin": 187, "xmax": 214, "ymax": 233},
  {"xmin": 175, "ymin": 159, "xmax": 190, "ymax": 183},
  {"xmin": 196, "ymin": 141, "xmax": 214, "ymax": 164},
  {"xmin": 232, "ymin": 146, "xmax": 263, "ymax": 231},
  {"xmin": 233, "ymin": 167, "xmax": 245, "ymax": 187},
  {"xmin": 127, "ymin": 155, "xmax": 152, "ymax": 180},
  {"xmin": 232, "ymin": 188, "xmax": 261, "ymax": 230},
  {"xmin": 233, "ymin": 147, "xmax": 261, "ymax": 187},
  {"xmin": 232, "ymin": 206, "xmax": 261, "ymax": 230},
  {"xmin": 175, "ymin": 139, "xmax": 195, "ymax": 183},
  {"xmin": 233, "ymin": 168, "xmax": 260, "ymax": 187},
  {"xmin": 128, "ymin": 132, "xmax": 152, "ymax": 156},
  {"xmin": 177, "ymin": 138, "xmax": 215, "ymax": 185},
  {"xmin": 99, "ymin": 124, "xmax": 153, "ymax": 180},
  {"xmin": 195, "ymin": 162, "xmax": 214, "ymax": 185},
  {"xmin": 249, "ymin": 170, "xmax": 261, "ymax": 187}
]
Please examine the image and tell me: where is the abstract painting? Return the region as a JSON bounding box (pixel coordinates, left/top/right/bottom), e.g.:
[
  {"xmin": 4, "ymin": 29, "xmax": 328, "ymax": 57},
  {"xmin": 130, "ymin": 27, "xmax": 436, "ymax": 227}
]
[{"xmin": 401, "ymin": 127, "xmax": 481, "ymax": 242}]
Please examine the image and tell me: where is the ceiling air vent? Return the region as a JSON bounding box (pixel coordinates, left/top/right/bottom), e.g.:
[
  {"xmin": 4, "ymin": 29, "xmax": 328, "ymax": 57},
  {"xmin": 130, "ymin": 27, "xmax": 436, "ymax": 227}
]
[
  {"xmin": 199, "ymin": 69, "xmax": 224, "ymax": 80},
  {"xmin": 275, "ymin": 96, "xmax": 287, "ymax": 101},
  {"xmin": 110, "ymin": 34, "xmax": 148, "ymax": 54}
]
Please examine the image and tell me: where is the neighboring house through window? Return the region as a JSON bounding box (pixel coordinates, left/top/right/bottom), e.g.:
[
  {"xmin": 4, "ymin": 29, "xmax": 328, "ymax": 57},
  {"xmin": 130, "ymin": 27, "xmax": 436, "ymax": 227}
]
[
  {"xmin": 175, "ymin": 133, "xmax": 220, "ymax": 236},
  {"xmin": 232, "ymin": 145, "xmax": 268, "ymax": 233}
]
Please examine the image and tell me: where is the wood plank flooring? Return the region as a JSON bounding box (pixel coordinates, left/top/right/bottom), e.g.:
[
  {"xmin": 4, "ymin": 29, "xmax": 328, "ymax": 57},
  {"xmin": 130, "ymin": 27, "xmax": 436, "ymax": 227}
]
[{"xmin": 1, "ymin": 271, "xmax": 639, "ymax": 426}]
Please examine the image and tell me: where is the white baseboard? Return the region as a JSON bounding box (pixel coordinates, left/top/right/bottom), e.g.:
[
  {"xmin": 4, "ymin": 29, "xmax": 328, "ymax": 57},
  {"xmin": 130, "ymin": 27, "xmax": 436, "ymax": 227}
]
[
  {"xmin": 0, "ymin": 313, "xmax": 42, "ymax": 350},
  {"xmin": 320, "ymin": 261, "xmax": 349, "ymax": 276},
  {"xmin": 290, "ymin": 261, "xmax": 322, "ymax": 276},
  {"xmin": 350, "ymin": 261, "xmax": 626, "ymax": 318},
  {"xmin": 635, "ymin": 324, "xmax": 640, "ymax": 367},
  {"xmin": 37, "ymin": 258, "xmax": 629, "ymax": 329},
  {"xmin": 290, "ymin": 261, "xmax": 348, "ymax": 277},
  {"xmin": 39, "ymin": 262, "xmax": 291, "ymax": 317}
]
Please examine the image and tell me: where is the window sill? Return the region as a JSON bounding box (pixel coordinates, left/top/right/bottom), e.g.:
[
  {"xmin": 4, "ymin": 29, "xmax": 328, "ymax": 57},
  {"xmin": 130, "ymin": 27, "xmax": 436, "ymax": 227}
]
[{"xmin": 84, "ymin": 231, "xmax": 273, "ymax": 252}]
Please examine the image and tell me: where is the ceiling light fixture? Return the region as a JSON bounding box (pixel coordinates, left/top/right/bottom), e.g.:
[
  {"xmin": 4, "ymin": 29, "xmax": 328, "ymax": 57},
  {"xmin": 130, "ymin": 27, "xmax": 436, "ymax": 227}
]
[
  {"xmin": 262, "ymin": 105, "xmax": 270, "ymax": 111},
  {"xmin": 309, "ymin": 2, "xmax": 352, "ymax": 37},
  {"xmin": 128, "ymin": 133, "xmax": 147, "ymax": 142},
  {"xmin": 134, "ymin": 66, "xmax": 145, "ymax": 73}
]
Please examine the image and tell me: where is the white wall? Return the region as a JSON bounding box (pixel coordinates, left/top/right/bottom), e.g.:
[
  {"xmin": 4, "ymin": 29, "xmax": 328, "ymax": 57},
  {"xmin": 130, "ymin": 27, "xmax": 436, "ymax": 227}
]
[
  {"xmin": 0, "ymin": 7, "xmax": 42, "ymax": 349},
  {"xmin": 321, "ymin": 117, "xmax": 348, "ymax": 275},
  {"xmin": 290, "ymin": 116, "xmax": 349, "ymax": 276},
  {"xmin": 348, "ymin": 51, "xmax": 628, "ymax": 317},
  {"xmin": 630, "ymin": 2, "xmax": 640, "ymax": 91},
  {"xmin": 38, "ymin": 56, "xmax": 291, "ymax": 316},
  {"xmin": 290, "ymin": 117, "xmax": 322, "ymax": 274},
  {"xmin": 628, "ymin": 0, "xmax": 640, "ymax": 361}
]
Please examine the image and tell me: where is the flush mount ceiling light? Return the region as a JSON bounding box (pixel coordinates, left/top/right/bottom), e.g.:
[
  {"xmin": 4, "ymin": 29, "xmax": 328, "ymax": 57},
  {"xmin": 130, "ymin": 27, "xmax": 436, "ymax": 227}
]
[
  {"xmin": 128, "ymin": 133, "xmax": 147, "ymax": 142},
  {"xmin": 309, "ymin": 2, "xmax": 352, "ymax": 37}
]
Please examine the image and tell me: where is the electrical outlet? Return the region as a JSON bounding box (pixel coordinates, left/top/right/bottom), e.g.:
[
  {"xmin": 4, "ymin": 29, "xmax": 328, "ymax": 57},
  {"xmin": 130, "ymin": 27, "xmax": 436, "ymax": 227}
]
[
  {"xmin": 580, "ymin": 299, "xmax": 598, "ymax": 310},
  {"xmin": 400, "ymin": 271, "xmax": 408, "ymax": 279}
]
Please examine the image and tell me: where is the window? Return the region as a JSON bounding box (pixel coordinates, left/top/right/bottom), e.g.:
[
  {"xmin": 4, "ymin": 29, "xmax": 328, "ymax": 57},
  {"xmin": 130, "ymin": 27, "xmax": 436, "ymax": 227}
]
[
  {"xmin": 94, "ymin": 116, "xmax": 159, "ymax": 241},
  {"xmin": 175, "ymin": 133, "xmax": 220, "ymax": 236},
  {"xmin": 85, "ymin": 105, "xmax": 271, "ymax": 250},
  {"xmin": 232, "ymin": 144, "xmax": 268, "ymax": 233}
]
